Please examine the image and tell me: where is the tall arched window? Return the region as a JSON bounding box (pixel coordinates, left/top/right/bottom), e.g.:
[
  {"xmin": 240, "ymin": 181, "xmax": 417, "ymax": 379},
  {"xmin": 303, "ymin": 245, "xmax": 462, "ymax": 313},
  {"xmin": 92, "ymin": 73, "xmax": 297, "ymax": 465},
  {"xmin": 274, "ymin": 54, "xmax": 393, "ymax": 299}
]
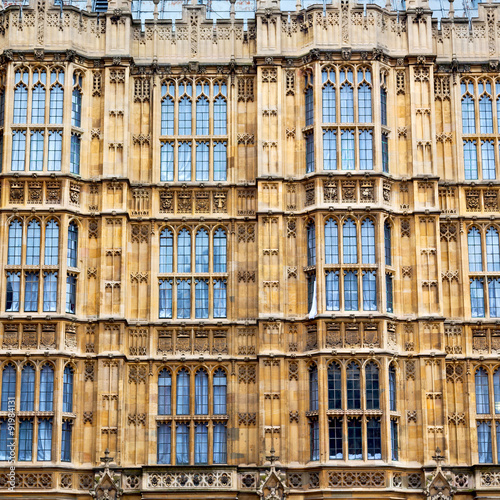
[
  {"xmin": 307, "ymin": 223, "xmax": 316, "ymax": 266},
  {"xmin": 39, "ymin": 364, "xmax": 54, "ymax": 411},
  {"xmin": 340, "ymin": 69, "xmax": 354, "ymax": 123},
  {"xmin": 309, "ymin": 365, "xmax": 318, "ymax": 411},
  {"xmin": 1, "ymin": 364, "xmax": 16, "ymax": 411},
  {"xmin": 213, "ymin": 369, "xmax": 227, "ymax": 415},
  {"xmin": 487, "ymin": 227, "xmax": 500, "ymax": 272},
  {"xmin": 26, "ymin": 220, "xmax": 41, "ymax": 266},
  {"xmin": 63, "ymin": 366, "xmax": 73, "ymax": 413},
  {"xmin": 195, "ymin": 229, "xmax": 209, "ymax": 273},
  {"xmin": 365, "ymin": 362, "xmax": 380, "ymax": 410},
  {"xmin": 322, "ymin": 68, "xmax": 336, "ymax": 123},
  {"xmin": 176, "ymin": 369, "xmax": 190, "ymax": 415},
  {"xmin": 461, "ymin": 80, "xmax": 476, "ymax": 134},
  {"xmin": 31, "ymin": 70, "xmax": 46, "ymax": 124},
  {"xmin": 343, "ymin": 218, "xmax": 357, "ymax": 264},
  {"xmin": 479, "ymin": 81, "xmax": 493, "ymax": 134},
  {"xmin": 357, "ymin": 69, "xmax": 372, "ymax": 123},
  {"xmin": 196, "ymin": 82, "xmax": 209, "ymax": 135},
  {"xmin": 476, "ymin": 368, "xmax": 490, "ymax": 414},
  {"xmin": 177, "ymin": 229, "xmax": 191, "ymax": 273},
  {"xmin": 20, "ymin": 364, "xmax": 35, "ymax": 412},
  {"xmin": 361, "ymin": 219, "xmax": 375, "ymax": 264},
  {"xmin": 325, "ymin": 219, "xmax": 338, "ymax": 264},
  {"xmin": 195, "ymin": 369, "xmax": 208, "ymax": 415},
  {"xmin": 161, "ymin": 82, "xmax": 175, "ymax": 135},
  {"xmin": 346, "ymin": 362, "xmax": 361, "ymax": 409},
  {"xmin": 328, "ymin": 363, "xmax": 342, "ymax": 409},
  {"xmin": 158, "ymin": 369, "xmax": 172, "ymax": 415},
  {"xmin": 384, "ymin": 222, "xmax": 392, "ymax": 266},
  {"xmin": 159, "ymin": 229, "xmax": 173, "ymax": 273},
  {"xmin": 178, "ymin": 83, "xmax": 192, "ymax": 135},
  {"xmin": 8, "ymin": 219, "xmax": 22, "ymax": 266},
  {"xmin": 389, "ymin": 364, "xmax": 397, "ymax": 411},
  {"xmin": 13, "ymin": 70, "xmax": 28, "ymax": 124},
  {"xmin": 71, "ymin": 73, "xmax": 83, "ymax": 128},
  {"xmin": 213, "ymin": 82, "xmax": 227, "ymax": 135},
  {"xmin": 468, "ymin": 227, "xmax": 483, "ymax": 272},
  {"xmin": 49, "ymin": 70, "xmax": 64, "ymax": 124},
  {"xmin": 213, "ymin": 229, "xmax": 227, "ymax": 273},
  {"xmin": 44, "ymin": 219, "xmax": 59, "ymax": 266},
  {"xmin": 67, "ymin": 222, "xmax": 78, "ymax": 268}
]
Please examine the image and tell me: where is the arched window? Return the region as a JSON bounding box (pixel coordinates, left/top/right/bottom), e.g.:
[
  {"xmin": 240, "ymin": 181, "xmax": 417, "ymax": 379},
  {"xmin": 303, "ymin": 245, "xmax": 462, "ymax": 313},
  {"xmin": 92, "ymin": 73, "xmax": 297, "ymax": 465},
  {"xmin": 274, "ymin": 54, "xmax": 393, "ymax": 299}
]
[
  {"xmin": 479, "ymin": 81, "xmax": 493, "ymax": 134},
  {"xmin": 476, "ymin": 368, "xmax": 490, "ymax": 414},
  {"xmin": 213, "ymin": 229, "xmax": 227, "ymax": 273},
  {"xmin": 343, "ymin": 218, "xmax": 357, "ymax": 264},
  {"xmin": 39, "ymin": 365, "xmax": 54, "ymax": 411},
  {"xmin": 159, "ymin": 229, "xmax": 173, "ymax": 273},
  {"xmin": 177, "ymin": 229, "xmax": 191, "ymax": 273},
  {"xmin": 13, "ymin": 70, "xmax": 28, "ymax": 124},
  {"xmin": 1, "ymin": 364, "xmax": 16, "ymax": 411},
  {"xmin": 63, "ymin": 366, "xmax": 73, "ymax": 413},
  {"xmin": 158, "ymin": 369, "xmax": 172, "ymax": 415},
  {"xmin": 322, "ymin": 68, "xmax": 336, "ymax": 123},
  {"xmin": 195, "ymin": 369, "xmax": 208, "ymax": 415},
  {"xmin": 8, "ymin": 219, "xmax": 22, "ymax": 266},
  {"xmin": 346, "ymin": 362, "xmax": 361, "ymax": 409},
  {"xmin": 176, "ymin": 369, "xmax": 190, "ymax": 415},
  {"xmin": 487, "ymin": 227, "xmax": 500, "ymax": 272},
  {"xmin": 161, "ymin": 82, "xmax": 175, "ymax": 135},
  {"xmin": 461, "ymin": 81, "xmax": 476, "ymax": 134},
  {"xmin": 340, "ymin": 69, "xmax": 354, "ymax": 123},
  {"xmin": 195, "ymin": 229, "xmax": 209, "ymax": 273},
  {"xmin": 44, "ymin": 219, "xmax": 59, "ymax": 266},
  {"xmin": 357, "ymin": 73, "xmax": 372, "ymax": 123},
  {"xmin": 178, "ymin": 92, "xmax": 192, "ymax": 135},
  {"xmin": 49, "ymin": 70, "xmax": 64, "ymax": 124},
  {"xmin": 309, "ymin": 365, "xmax": 318, "ymax": 411},
  {"xmin": 305, "ymin": 87, "xmax": 313, "ymax": 126},
  {"xmin": 71, "ymin": 73, "xmax": 83, "ymax": 128},
  {"xmin": 67, "ymin": 222, "xmax": 78, "ymax": 268},
  {"xmin": 307, "ymin": 223, "xmax": 316, "ymax": 266},
  {"xmin": 26, "ymin": 220, "xmax": 41, "ymax": 266},
  {"xmin": 214, "ymin": 83, "xmax": 227, "ymax": 135},
  {"xmin": 389, "ymin": 364, "xmax": 397, "ymax": 411},
  {"xmin": 380, "ymin": 87, "xmax": 387, "ymax": 126},
  {"xmin": 31, "ymin": 70, "xmax": 46, "ymax": 124},
  {"xmin": 361, "ymin": 219, "xmax": 375, "ymax": 264},
  {"xmin": 325, "ymin": 219, "xmax": 339, "ymax": 264},
  {"xmin": 328, "ymin": 363, "xmax": 342, "ymax": 409},
  {"xmin": 20, "ymin": 364, "xmax": 35, "ymax": 412},
  {"xmin": 468, "ymin": 227, "xmax": 483, "ymax": 272},
  {"xmin": 365, "ymin": 362, "xmax": 380, "ymax": 410},
  {"xmin": 384, "ymin": 222, "xmax": 392, "ymax": 266},
  {"xmin": 196, "ymin": 84, "xmax": 209, "ymax": 135},
  {"xmin": 213, "ymin": 369, "xmax": 227, "ymax": 415}
]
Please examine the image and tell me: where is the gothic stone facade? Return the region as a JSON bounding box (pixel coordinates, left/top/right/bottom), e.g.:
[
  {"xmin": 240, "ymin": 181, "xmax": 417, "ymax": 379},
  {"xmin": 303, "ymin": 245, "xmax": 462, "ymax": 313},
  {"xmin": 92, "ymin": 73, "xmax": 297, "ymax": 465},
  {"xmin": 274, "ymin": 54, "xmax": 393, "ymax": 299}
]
[{"xmin": 0, "ymin": 0, "xmax": 499, "ymax": 499}]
